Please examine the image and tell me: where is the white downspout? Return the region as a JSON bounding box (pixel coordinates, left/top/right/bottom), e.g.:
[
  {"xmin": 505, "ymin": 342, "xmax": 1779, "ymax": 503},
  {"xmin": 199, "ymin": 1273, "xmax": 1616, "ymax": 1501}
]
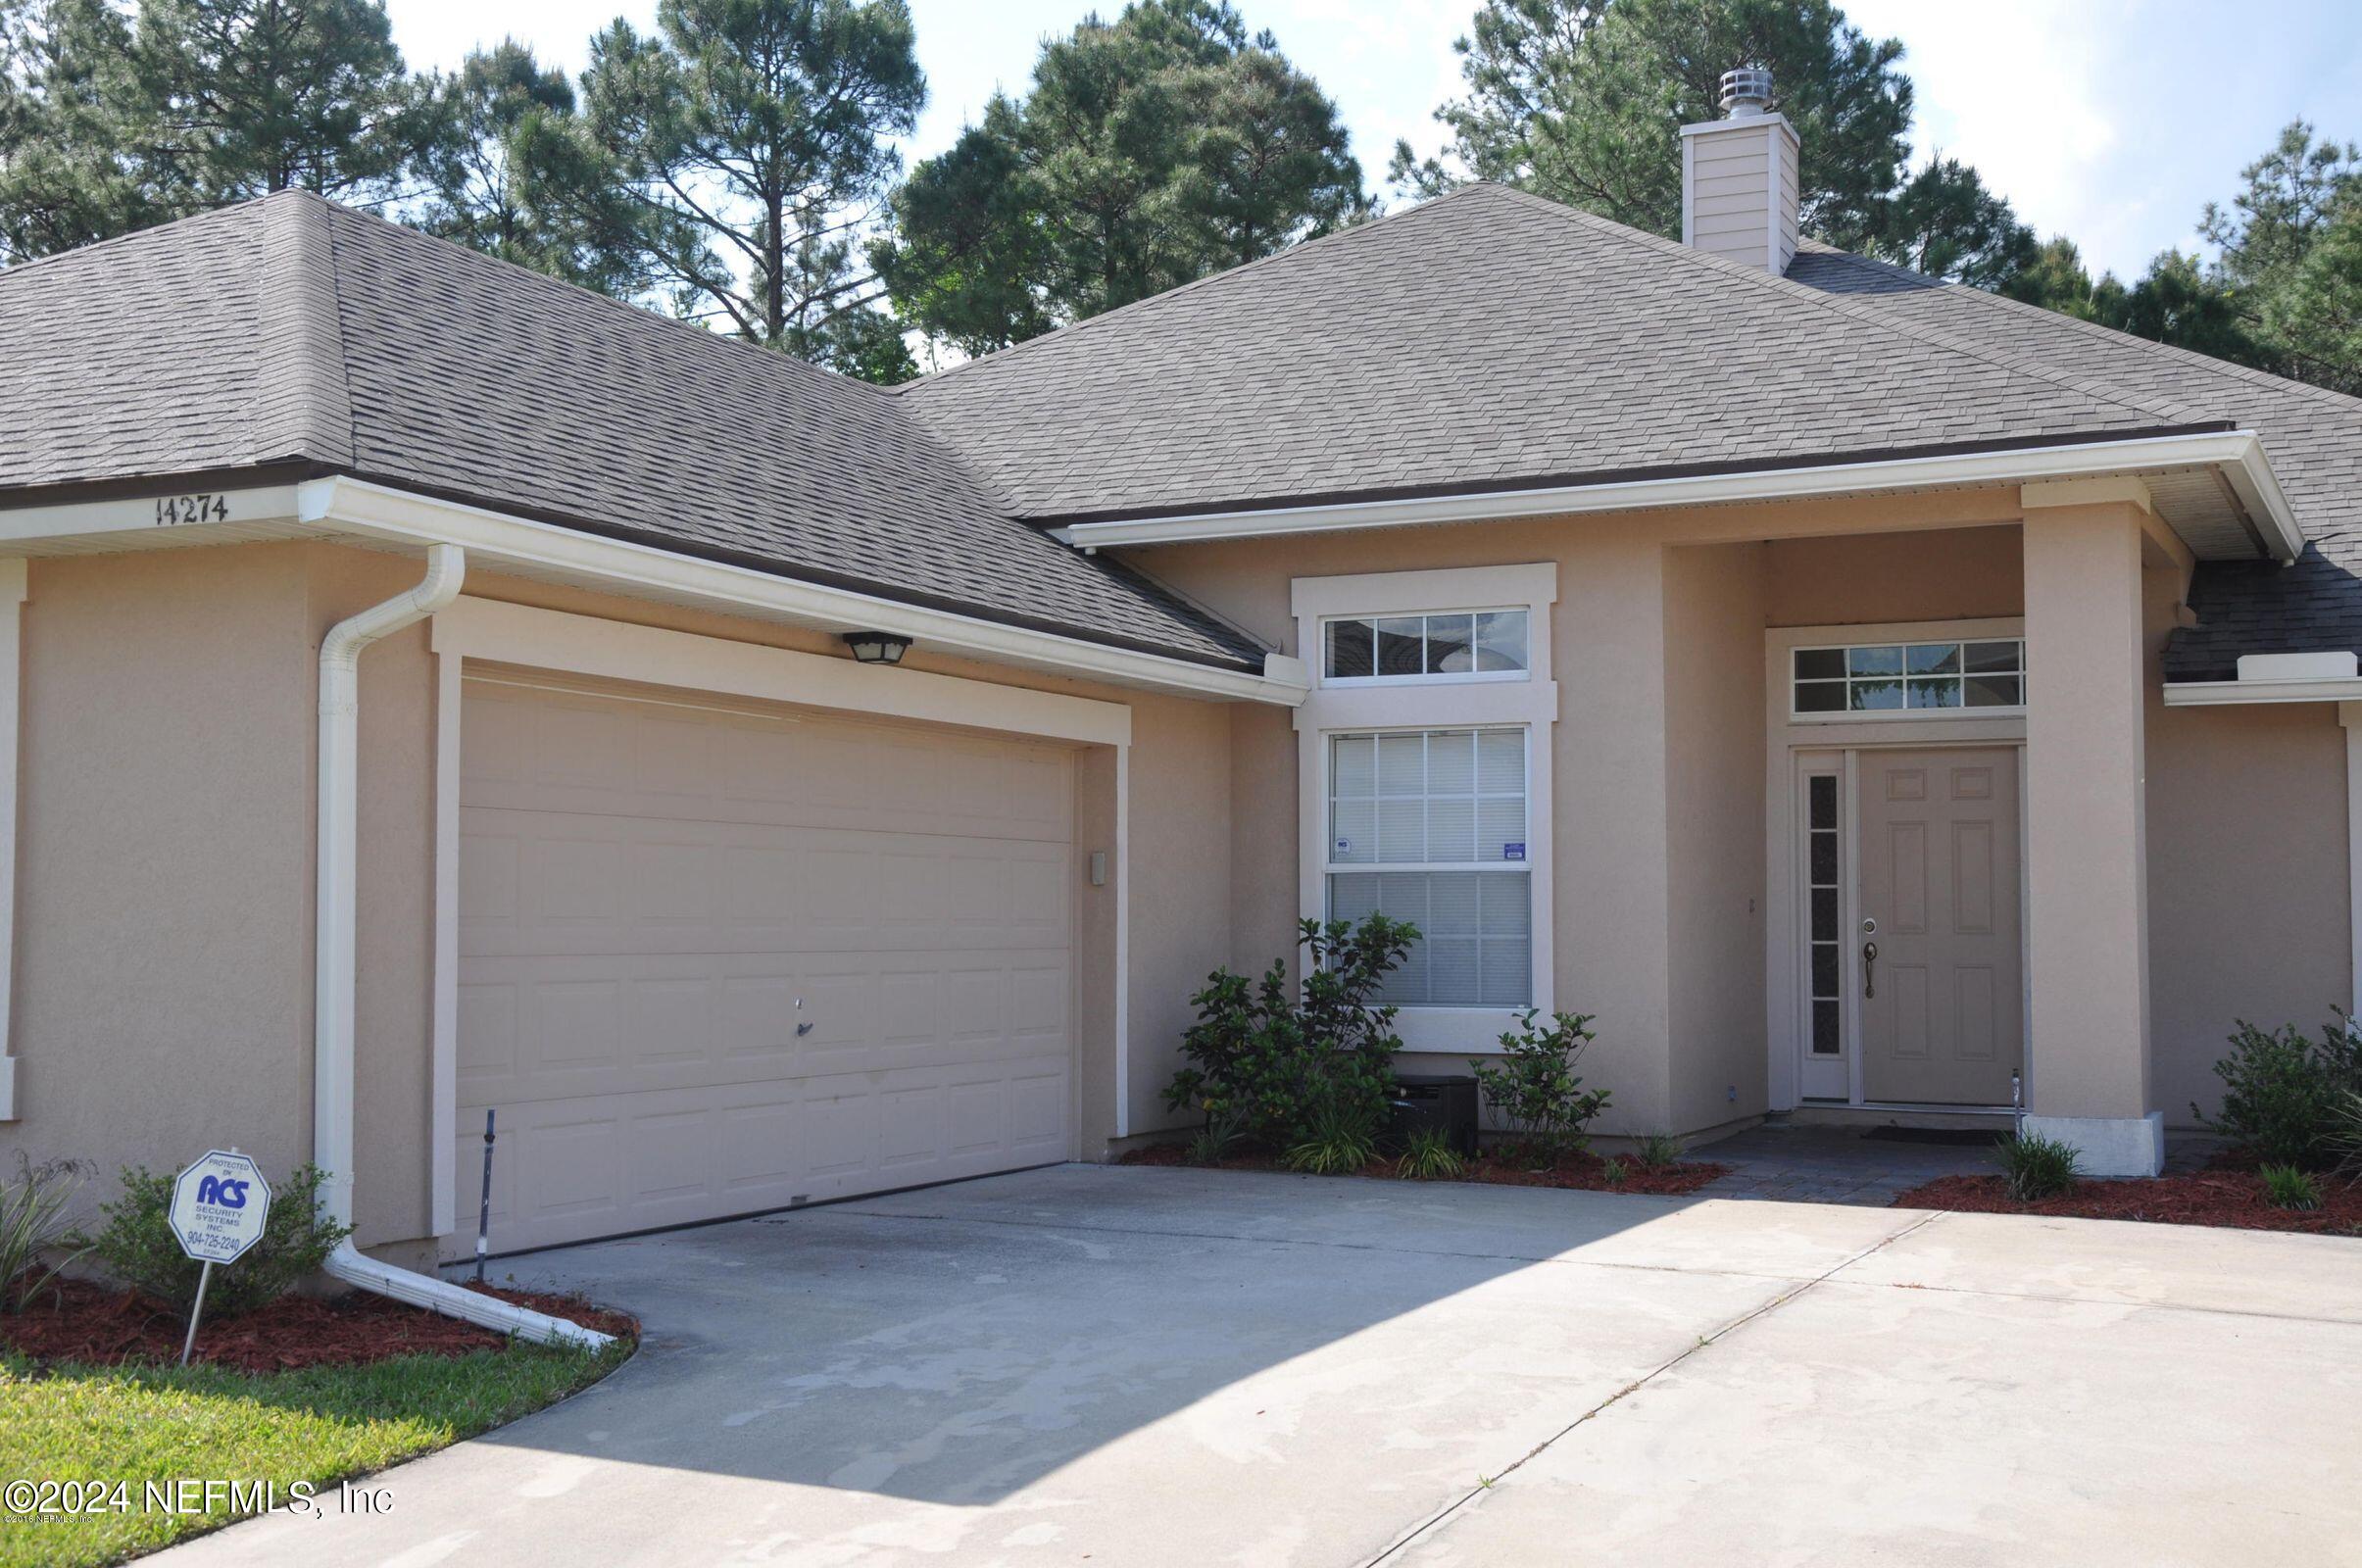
[{"xmin": 313, "ymin": 545, "xmax": 612, "ymax": 1350}]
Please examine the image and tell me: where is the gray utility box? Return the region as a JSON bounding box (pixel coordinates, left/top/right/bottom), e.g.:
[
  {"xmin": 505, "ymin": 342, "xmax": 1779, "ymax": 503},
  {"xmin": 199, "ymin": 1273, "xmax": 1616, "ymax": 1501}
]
[{"xmin": 1389, "ymin": 1074, "xmax": 1480, "ymax": 1158}]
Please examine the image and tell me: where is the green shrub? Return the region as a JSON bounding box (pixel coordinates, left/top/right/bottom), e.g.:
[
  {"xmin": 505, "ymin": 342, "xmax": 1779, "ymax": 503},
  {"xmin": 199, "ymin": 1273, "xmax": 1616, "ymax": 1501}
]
[
  {"xmin": 1995, "ymin": 1134, "xmax": 2082, "ymax": 1201},
  {"xmin": 76, "ymin": 1163, "xmax": 352, "ymax": 1316},
  {"xmin": 0, "ymin": 1153, "xmax": 91, "ymax": 1313},
  {"xmin": 2334, "ymin": 1090, "xmax": 2362, "ymax": 1173},
  {"xmin": 1283, "ymin": 1096, "xmax": 1380, "ymax": 1175},
  {"xmin": 1634, "ymin": 1133, "xmax": 1684, "ymax": 1171},
  {"xmin": 1599, "ymin": 1156, "xmax": 1628, "ymax": 1187},
  {"xmin": 1166, "ymin": 915, "xmax": 1420, "ymax": 1152},
  {"xmin": 2196, "ymin": 1016, "xmax": 2362, "ymax": 1170},
  {"xmin": 1468, "ymin": 1009, "xmax": 1610, "ymax": 1167},
  {"xmin": 2260, "ymin": 1163, "xmax": 2322, "ymax": 1210},
  {"xmin": 1394, "ymin": 1127, "xmax": 1466, "ymax": 1181}
]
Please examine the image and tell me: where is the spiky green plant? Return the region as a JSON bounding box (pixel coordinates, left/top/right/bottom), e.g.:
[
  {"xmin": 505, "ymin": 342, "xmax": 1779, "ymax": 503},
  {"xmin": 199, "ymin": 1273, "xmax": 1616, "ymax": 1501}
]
[
  {"xmin": 1995, "ymin": 1134, "xmax": 2082, "ymax": 1202},
  {"xmin": 0, "ymin": 1153, "xmax": 90, "ymax": 1312},
  {"xmin": 1394, "ymin": 1127, "xmax": 1466, "ymax": 1181},
  {"xmin": 1633, "ymin": 1133, "xmax": 1684, "ymax": 1171},
  {"xmin": 2260, "ymin": 1163, "xmax": 2322, "ymax": 1210},
  {"xmin": 1285, "ymin": 1098, "xmax": 1379, "ymax": 1176}
]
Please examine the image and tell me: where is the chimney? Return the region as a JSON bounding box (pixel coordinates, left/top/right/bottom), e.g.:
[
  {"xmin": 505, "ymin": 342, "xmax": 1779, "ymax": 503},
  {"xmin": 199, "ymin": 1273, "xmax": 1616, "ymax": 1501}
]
[{"xmin": 1680, "ymin": 67, "xmax": 1800, "ymax": 274}]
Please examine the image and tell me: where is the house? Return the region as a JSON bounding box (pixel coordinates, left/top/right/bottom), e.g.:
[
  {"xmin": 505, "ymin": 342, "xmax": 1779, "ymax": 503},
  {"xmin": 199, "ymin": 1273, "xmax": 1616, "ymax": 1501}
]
[{"xmin": 1, "ymin": 73, "xmax": 2356, "ymax": 1275}]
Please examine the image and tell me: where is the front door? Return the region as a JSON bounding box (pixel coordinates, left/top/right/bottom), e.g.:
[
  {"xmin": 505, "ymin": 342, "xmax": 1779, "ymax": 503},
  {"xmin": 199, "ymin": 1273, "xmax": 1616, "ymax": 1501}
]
[{"xmin": 1855, "ymin": 747, "xmax": 2023, "ymax": 1105}]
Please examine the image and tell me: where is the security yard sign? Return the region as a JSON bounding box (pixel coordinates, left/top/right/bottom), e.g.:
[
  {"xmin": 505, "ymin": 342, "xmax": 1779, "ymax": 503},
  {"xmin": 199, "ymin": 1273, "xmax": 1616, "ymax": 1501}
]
[
  {"xmin": 171, "ymin": 1150, "xmax": 271, "ymax": 1262},
  {"xmin": 169, "ymin": 1150, "xmax": 272, "ymax": 1364}
]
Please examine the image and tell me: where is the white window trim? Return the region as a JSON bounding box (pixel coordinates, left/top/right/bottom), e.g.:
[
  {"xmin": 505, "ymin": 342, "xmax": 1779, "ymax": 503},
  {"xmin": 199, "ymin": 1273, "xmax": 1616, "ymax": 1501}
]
[
  {"xmin": 1293, "ymin": 564, "xmax": 1559, "ymax": 1054},
  {"xmin": 1762, "ymin": 616, "xmax": 2029, "ymax": 1111}
]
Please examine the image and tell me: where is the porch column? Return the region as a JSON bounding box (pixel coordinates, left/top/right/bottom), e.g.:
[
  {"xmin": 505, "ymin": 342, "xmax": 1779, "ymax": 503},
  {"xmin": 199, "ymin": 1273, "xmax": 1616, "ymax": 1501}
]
[{"xmin": 2020, "ymin": 482, "xmax": 2161, "ymax": 1174}]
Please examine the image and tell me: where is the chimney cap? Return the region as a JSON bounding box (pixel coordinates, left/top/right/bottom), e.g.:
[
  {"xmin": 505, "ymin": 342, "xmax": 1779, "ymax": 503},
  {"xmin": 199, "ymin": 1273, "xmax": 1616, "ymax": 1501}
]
[{"xmin": 1718, "ymin": 67, "xmax": 1775, "ymax": 118}]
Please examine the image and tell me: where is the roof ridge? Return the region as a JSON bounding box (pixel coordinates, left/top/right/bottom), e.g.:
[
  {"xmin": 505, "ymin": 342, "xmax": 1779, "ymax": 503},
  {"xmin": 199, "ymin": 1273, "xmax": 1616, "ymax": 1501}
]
[
  {"xmin": 1797, "ymin": 239, "xmax": 2362, "ymax": 424},
  {"xmin": 1524, "ymin": 196, "xmax": 2219, "ymax": 432},
  {"xmin": 245, "ymin": 192, "xmax": 355, "ymax": 466},
  {"xmin": 0, "ymin": 192, "xmax": 285, "ymax": 284},
  {"xmin": 896, "ymin": 184, "xmax": 1510, "ymax": 398}
]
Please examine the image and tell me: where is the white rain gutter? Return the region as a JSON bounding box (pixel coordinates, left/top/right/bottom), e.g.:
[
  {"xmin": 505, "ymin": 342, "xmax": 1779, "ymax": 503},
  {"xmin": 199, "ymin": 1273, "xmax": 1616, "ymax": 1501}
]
[
  {"xmin": 1053, "ymin": 429, "xmax": 2305, "ymax": 565},
  {"xmin": 313, "ymin": 544, "xmax": 613, "ymax": 1350}
]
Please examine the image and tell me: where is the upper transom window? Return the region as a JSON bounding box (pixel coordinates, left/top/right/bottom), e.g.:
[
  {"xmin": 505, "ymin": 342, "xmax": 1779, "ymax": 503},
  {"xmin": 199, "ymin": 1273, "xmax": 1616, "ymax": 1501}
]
[
  {"xmin": 1323, "ymin": 610, "xmax": 1529, "ymax": 683},
  {"xmin": 1793, "ymin": 639, "xmax": 2025, "ymax": 716}
]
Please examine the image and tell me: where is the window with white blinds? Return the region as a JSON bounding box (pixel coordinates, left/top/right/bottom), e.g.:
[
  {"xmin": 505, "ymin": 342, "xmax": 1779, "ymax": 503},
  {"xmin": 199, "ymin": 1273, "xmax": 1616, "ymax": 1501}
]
[{"xmin": 1325, "ymin": 727, "xmax": 1532, "ymax": 1007}]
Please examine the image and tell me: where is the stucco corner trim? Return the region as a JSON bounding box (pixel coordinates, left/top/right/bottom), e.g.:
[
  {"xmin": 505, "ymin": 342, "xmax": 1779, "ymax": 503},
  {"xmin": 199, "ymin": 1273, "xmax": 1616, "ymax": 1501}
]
[{"xmin": 0, "ymin": 558, "xmax": 25, "ymax": 1121}]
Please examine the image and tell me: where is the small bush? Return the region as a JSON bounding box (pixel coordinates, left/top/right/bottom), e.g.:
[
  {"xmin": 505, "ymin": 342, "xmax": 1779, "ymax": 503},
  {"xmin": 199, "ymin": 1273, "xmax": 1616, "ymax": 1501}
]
[
  {"xmin": 1185, "ymin": 1113, "xmax": 1244, "ymax": 1167},
  {"xmin": 1166, "ymin": 915, "xmax": 1420, "ymax": 1152},
  {"xmin": 1995, "ymin": 1134, "xmax": 2082, "ymax": 1201},
  {"xmin": 1394, "ymin": 1127, "xmax": 1466, "ymax": 1181},
  {"xmin": 76, "ymin": 1163, "xmax": 352, "ymax": 1316},
  {"xmin": 1599, "ymin": 1156, "xmax": 1628, "ymax": 1187},
  {"xmin": 1634, "ymin": 1133, "xmax": 1684, "ymax": 1171},
  {"xmin": 2260, "ymin": 1163, "xmax": 2322, "ymax": 1210},
  {"xmin": 0, "ymin": 1153, "xmax": 91, "ymax": 1313},
  {"xmin": 2196, "ymin": 1016, "xmax": 2362, "ymax": 1170},
  {"xmin": 1468, "ymin": 1009, "xmax": 1610, "ymax": 1168},
  {"xmin": 1284, "ymin": 1097, "xmax": 1380, "ymax": 1176}
]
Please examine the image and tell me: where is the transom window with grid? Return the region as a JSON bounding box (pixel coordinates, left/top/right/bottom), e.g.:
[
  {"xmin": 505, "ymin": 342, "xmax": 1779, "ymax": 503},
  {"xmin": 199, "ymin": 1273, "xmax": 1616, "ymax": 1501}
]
[
  {"xmin": 1793, "ymin": 638, "xmax": 2025, "ymax": 716},
  {"xmin": 1325, "ymin": 728, "xmax": 1532, "ymax": 1008}
]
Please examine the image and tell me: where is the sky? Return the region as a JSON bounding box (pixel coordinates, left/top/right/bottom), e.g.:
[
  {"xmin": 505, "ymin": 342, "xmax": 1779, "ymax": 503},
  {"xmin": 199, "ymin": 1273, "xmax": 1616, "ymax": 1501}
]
[{"xmin": 382, "ymin": 0, "xmax": 2362, "ymax": 281}]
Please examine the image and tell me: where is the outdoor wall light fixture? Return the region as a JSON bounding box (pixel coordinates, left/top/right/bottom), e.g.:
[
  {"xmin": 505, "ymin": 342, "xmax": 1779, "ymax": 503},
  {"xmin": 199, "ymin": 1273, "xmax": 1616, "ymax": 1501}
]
[{"xmin": 842, "ymin": 630, "xmax": 911, "ymax": 665}]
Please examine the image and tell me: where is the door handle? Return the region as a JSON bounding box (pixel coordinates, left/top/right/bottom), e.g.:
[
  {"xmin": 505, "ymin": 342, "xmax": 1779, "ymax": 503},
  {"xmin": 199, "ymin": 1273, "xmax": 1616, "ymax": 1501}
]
[{"xmin": 1862, "ymin": 941, "xmax": 1878, "ymax": 1000}]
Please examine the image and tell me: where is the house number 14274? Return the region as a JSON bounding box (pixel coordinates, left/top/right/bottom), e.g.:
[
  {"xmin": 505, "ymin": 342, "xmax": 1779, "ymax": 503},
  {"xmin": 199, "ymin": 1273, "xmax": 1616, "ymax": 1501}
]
[{"xmin": 154, "ymin": 494, "xmax": 229, "ymax": 525}]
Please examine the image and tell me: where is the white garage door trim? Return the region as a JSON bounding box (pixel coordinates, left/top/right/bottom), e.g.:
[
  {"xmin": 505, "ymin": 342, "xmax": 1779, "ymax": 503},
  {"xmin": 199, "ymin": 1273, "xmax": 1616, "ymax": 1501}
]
[{"xmin": 426, "ymin": 597, "xmax": 1133, "ymax": 1239}]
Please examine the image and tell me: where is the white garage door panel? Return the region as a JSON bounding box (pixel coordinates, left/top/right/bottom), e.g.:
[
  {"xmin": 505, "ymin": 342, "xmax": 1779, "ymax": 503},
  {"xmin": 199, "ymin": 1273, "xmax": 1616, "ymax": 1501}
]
[{"xmin": 449, "ymin": 679, "xmax": 1077, "ymax": 1257}]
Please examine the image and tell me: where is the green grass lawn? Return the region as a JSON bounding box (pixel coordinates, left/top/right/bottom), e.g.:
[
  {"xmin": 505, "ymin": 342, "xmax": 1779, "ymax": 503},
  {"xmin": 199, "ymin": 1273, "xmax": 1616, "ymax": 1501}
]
[{"xmin": 0, "ymin": 1339, "xmax": 628, "ymax": 1567}]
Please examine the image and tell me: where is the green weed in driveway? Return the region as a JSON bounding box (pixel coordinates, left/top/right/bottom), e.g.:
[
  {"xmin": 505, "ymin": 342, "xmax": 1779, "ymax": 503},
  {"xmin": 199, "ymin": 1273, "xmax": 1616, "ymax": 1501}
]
[{"xmin": 0, "ymin": 1340, "xmax": 626, "ymax": 1567}]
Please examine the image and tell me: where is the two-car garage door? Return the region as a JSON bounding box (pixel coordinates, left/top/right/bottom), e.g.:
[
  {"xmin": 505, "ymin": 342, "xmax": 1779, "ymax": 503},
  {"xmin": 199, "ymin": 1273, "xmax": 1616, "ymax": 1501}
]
[{"xmin": 447, "ymin": 675, "xmax": 1076, "ymax": 1257}]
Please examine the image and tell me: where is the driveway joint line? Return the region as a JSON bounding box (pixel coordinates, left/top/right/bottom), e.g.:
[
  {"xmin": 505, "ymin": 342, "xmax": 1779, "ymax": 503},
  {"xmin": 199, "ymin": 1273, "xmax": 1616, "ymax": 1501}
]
[{"xmin": 1360, "ymin": 1208, "xmax": 1944, "ymax": 1568}]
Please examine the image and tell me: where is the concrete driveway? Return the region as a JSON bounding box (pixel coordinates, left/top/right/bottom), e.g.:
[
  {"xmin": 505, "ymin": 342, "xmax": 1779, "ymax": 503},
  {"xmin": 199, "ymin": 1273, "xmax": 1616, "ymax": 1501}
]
[{"xmin": 170, "ymin": 1165, "xmax": 2362, "ymax": 1567}]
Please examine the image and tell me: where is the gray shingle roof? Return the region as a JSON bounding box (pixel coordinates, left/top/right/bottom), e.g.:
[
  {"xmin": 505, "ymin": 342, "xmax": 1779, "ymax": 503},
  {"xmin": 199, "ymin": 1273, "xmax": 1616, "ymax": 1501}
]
[
  {"xmin": 0, "ymin": 191, "xmax": 1264, "ymax": 671},
  {"xmin": 896, "ymin": 184, "xmax": 2220, "ymax": 523},
  {"xmin": 1782, "ymin": 241, "xmax": 2362, "ymax": 681},
  {"xmin": 9, "ymin": 181, "xmax": 2362, "ymax": 682}
]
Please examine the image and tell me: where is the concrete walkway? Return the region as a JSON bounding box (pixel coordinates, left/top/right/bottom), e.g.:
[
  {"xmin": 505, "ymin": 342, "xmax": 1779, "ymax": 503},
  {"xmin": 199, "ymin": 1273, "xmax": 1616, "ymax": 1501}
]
[{"xmin": 165, "ymin": 1166, "xmax": 2362, "ymax": 1568}]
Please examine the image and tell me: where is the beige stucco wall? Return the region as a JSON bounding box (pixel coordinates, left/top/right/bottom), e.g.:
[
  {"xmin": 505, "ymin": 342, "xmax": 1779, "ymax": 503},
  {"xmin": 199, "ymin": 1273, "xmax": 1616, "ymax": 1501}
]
[
  {"xmin": 0, "ymin": 541, "xmax": 1246, "ymax": 1247},
  {"xmin": 2146, "ymin": 699, "xmax": 2349, "ymax": 1123},
  {"xmin": 1765, "ymin": 524, "xmax": 2022, "ymax": 627},
  {"xmin": 1131, "ymin": 488, "xmax": 2030, "ymax": 1138},
  {"xmin": 13, "ymin": 478, "xmax": 2354, "ymax": 1228},
  {"xmin": 2, "ymin": 544, "xmax": 320, "ymax": 1211},
  {"xmin": 1663, "ymin": 542, "xmax": 1769, "ymax": 1134}
]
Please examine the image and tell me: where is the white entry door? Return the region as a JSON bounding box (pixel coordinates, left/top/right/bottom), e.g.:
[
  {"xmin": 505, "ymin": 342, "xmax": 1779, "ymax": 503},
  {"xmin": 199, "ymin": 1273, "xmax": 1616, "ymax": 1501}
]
[{"xmin": 446, "ymin": 676, "xmax": 1077, "ymax": 1257}]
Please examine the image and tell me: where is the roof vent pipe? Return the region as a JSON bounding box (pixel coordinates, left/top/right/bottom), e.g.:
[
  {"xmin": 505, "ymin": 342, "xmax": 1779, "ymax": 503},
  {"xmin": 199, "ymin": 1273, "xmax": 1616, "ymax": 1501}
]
[{"xmin": 1718, "ymin": 67, "xmax": 1776, "ymax": 119}]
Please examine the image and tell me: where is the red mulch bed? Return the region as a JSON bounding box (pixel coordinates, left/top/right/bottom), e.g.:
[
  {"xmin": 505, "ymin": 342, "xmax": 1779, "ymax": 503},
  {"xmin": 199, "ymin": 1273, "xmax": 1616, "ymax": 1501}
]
[
  {"xmin": 0, "ymin": 1279, "xmax": 637, "ymax": 1373},
  {"xmin": 1121, "ymin": 1141, "xmax": 1729, "ymax": 1197},
  {"xmin": 1893, "ymin": 1169, "xmax": 2362, "ymax": 1235}
]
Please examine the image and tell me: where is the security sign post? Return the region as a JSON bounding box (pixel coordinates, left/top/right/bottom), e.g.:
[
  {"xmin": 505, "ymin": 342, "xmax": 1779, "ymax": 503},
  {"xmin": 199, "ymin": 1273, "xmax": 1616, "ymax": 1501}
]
[{"xmin": 169, "ymin": 1150, "xmax": 272, "ymax": 1366}]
